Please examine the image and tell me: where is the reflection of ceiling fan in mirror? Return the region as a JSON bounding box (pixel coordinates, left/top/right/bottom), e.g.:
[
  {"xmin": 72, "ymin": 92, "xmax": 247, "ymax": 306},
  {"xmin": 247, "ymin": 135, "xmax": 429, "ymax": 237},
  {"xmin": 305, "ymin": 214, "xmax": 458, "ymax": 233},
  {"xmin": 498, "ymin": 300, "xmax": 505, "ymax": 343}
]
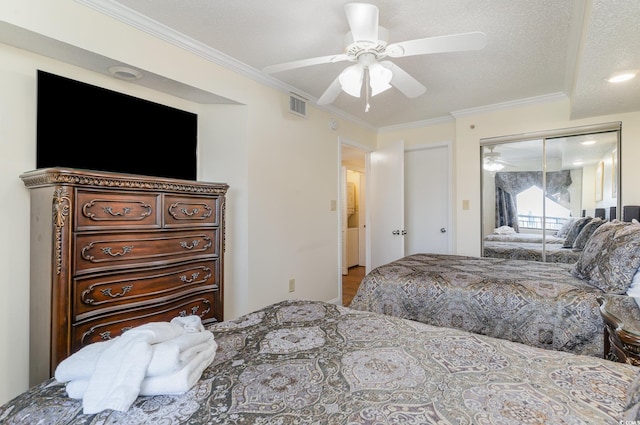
[
  {"xmin": 483, "ymin": 146, "xmax": 506, "ymax": 171},
  {"xmin": 263, "ymin": 3, "xmax": 487, "ymax": 112}
]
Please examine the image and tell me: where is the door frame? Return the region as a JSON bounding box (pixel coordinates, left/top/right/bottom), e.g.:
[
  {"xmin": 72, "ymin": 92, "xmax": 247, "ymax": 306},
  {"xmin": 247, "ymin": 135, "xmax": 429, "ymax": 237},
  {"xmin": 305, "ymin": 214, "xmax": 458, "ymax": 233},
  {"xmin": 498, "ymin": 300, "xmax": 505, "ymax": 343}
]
[{"xmin": 338, "ymin": 137, "xmax": 371, "ymax": 305}]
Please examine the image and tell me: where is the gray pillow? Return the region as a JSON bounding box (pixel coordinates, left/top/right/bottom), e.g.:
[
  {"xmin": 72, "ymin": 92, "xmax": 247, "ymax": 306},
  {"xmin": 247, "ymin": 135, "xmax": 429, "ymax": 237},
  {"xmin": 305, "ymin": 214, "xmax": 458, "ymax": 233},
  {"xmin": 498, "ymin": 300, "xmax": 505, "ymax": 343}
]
[
  {"xmin": 556, "ymin": 217, "xmax": 576, "ymax": 238},
  {"xmin": 572, "ymin": 217, "xmax": 605, "ymax": 251},
  {"xmin": 562, "ymin": 216, "xmax": 592, "ymax": 248},
  {"xmin": 571, "ymin": 221, "xmax": 640, "ymax": 293}
]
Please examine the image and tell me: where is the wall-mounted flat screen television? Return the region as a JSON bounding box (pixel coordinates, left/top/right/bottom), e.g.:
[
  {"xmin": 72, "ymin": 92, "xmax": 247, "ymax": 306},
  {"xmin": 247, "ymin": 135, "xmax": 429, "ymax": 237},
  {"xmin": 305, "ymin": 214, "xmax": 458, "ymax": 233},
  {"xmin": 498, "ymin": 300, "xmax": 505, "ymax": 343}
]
[{"xmin": 36, "ymin": 70, "xmax": 198, "ymax": 181}]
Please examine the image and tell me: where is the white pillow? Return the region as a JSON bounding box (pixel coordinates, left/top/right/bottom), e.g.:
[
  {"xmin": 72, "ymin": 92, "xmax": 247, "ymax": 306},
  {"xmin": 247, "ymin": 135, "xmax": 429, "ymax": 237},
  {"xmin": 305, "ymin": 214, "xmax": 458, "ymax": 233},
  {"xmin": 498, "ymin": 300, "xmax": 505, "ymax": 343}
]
[
  {"xmin": 494, "ymin": 226, "xmax": 516, "ymax": 235},
  {"xmin": 626, "ymin": 220, "xmax": 640, "ymax": 307},
  {"xmin": 626, "ymin": 267, "xmax": 640, "ymax": 308}
]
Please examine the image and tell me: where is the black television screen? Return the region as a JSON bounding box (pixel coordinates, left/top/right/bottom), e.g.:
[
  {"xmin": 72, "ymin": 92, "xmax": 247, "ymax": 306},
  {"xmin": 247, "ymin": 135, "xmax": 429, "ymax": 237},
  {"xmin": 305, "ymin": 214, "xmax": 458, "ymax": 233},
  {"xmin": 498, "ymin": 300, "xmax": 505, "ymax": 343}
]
[{"xmin": 36, "ymin": 70, "xmax": 198, "ymax": 181}]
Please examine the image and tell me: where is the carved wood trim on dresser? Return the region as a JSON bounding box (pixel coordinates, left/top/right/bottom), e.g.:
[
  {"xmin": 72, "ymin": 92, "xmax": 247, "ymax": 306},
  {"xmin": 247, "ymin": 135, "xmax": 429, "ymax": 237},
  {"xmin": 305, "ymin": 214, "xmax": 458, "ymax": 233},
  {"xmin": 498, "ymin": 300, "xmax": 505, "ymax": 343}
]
[{"xmin": 20, "ymin": 168, "xmax": 228, "ymax": 386}]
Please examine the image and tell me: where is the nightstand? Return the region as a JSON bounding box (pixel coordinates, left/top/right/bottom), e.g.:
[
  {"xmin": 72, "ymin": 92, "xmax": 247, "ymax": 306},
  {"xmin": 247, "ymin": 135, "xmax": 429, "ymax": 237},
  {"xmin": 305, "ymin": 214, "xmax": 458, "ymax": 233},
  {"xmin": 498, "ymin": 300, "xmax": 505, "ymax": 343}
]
[{"xmin": 598, "ymin": 295, "xmax": 640, "ymax": 365}]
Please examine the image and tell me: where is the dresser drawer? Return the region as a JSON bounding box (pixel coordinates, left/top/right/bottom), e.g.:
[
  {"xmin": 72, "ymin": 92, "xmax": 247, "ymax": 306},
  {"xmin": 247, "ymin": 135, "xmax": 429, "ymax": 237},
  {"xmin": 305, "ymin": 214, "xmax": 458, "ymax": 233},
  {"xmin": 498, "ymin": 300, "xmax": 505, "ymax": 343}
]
[
  {"xmin": 74, "ymin": 259, "xmax": 220, "ymax": 320},
  {"xmin": 76, "ymin": 189, "xmax": 161, "ymax": 231},
  {"xmin": 164, "ymin": 194, "xmax": 219, "ymax": 228},
  {"xmin": 73, "ymin": 291, "xmax": 220, "ymax": 349},
  {"xmin": 74, "ymin": 229, "xmax": 219, "ymax": 275}
]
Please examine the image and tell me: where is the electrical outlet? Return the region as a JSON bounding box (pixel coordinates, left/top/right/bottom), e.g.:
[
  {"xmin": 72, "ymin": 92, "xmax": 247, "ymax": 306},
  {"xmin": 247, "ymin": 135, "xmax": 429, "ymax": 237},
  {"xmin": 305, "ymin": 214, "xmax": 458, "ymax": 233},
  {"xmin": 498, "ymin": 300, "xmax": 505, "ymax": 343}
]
[{"xmin": 288, "ymin": 278, "xmax": 295, "ymax": 293}]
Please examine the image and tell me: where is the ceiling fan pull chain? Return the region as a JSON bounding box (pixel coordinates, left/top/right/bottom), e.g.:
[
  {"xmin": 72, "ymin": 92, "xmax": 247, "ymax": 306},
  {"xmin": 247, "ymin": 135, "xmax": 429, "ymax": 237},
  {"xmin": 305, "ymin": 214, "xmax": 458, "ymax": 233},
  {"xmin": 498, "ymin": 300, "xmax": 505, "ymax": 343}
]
[{"xmin": 364, "ymin": 68, "xmax": 371, "ymax": 112}]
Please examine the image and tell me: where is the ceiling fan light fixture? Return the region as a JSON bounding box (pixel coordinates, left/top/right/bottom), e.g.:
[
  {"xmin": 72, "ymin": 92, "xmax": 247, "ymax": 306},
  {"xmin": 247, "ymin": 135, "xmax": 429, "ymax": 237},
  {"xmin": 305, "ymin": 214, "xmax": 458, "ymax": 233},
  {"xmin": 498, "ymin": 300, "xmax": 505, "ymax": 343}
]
[
  {"xmin": 368, "ymin": 62, "xmax": 392, "ymax": 96},
  {"xmin": 339, "ymin": 65, "xmax": 364, "ymax": 97},
  {"xmin": 483, "ymin": 161, "xmax": 504, "ymax": 172}
]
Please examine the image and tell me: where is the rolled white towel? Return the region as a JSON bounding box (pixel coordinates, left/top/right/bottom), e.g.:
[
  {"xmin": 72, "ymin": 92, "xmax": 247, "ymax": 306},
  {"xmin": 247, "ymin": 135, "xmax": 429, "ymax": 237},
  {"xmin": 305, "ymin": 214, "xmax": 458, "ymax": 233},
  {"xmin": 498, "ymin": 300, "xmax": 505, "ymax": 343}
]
[{"xmin": 65, "ymin": 379, "xmax": 88, "ymax": 400}]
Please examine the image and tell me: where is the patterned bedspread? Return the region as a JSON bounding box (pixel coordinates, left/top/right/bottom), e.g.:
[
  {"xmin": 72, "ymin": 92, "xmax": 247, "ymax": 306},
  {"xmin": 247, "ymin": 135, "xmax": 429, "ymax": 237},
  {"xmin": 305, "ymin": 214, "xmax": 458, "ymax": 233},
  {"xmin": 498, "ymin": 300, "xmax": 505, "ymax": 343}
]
[
  {"xmin": 350, "ymin": 253, "xmax": 604, "ymax": 356},
  {"xmin": 0, "ymin": 300, "xmax": 637, "ymax": 424},
  {"xmin": 483, "ymin": 240, "xmax": 580, "ymax": 263}
]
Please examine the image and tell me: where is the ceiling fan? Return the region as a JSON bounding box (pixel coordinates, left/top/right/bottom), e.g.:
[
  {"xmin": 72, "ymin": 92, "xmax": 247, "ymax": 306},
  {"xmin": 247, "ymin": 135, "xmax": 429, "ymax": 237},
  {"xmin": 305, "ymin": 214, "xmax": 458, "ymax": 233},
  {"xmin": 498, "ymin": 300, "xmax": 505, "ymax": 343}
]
[
  {"xmin": 483, "ymin": 146, "xmax": 508, "ymax": 172},
  {"xmin": 263, "ymin": 3, "xmax": 487, "ymax": 111}
]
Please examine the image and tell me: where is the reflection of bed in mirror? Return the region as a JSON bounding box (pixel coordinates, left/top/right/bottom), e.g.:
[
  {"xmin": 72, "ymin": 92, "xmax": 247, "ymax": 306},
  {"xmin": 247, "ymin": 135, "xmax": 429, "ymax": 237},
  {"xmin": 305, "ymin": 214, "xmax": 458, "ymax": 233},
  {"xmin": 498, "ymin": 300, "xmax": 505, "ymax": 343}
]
[
  {"xmin": 481, "ymin": 123, "xmax": 622, "ymax": 263},
  {"xmin": 483, "ymin": 206, "xmax": 639, "ymax": 263},
  {"xmin": 483, "ymin": 239, "xmax": 581, "ymax": 263}
]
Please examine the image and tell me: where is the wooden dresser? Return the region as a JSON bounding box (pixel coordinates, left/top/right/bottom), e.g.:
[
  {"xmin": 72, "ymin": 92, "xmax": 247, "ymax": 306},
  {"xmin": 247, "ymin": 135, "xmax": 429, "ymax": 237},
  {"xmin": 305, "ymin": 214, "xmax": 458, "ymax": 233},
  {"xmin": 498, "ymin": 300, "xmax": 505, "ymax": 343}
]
[{"xmin": 20, "ymin": 168, "xmax": 228, "ymax": 385}]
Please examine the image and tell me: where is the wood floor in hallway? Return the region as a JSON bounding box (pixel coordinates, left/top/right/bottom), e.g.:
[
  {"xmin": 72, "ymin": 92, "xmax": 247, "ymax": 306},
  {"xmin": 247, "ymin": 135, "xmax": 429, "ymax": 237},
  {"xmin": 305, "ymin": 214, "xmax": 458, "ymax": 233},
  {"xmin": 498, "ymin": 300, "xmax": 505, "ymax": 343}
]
[{"xmin": 342, "ymin": 266, "xmax": 366, "ymax": 307}]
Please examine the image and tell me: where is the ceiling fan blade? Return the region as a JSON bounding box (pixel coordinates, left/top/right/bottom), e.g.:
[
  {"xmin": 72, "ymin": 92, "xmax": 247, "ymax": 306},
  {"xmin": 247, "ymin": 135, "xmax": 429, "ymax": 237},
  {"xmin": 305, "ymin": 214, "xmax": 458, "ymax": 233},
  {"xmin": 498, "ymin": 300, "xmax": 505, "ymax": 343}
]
[
  {"xmin": 385, "ymin": 31, "xmax": 487, "ymax": 58},
  {"xmin": 317, "ymin": 77, "xmax": 343, "ymax": 105},
  {"xmin": 344, "ymin": 3, "xmax": 379, "ymax": 43},
  {"xmin": 263, "ymin": 54, "xmax": 350, "ymax": 74},
  {"xmin": 381, "ymin": 61, "xmax": 426, "ymax": 98}
]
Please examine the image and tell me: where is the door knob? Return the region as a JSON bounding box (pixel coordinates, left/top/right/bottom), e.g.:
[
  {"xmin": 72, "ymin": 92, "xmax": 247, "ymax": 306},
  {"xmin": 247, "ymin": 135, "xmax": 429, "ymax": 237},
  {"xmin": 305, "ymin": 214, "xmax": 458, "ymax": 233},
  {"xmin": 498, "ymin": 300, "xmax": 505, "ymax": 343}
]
[
  {"xmin": 392, "ymin": 230, "xmax": 400, "ymax": 235},
  {"xmin": 440, "ymin": 228, "xmax": 447, "ymax": 233},
  {"xmin": 401, "ymin": 230, "xmax": 407, "ymax": 235}
]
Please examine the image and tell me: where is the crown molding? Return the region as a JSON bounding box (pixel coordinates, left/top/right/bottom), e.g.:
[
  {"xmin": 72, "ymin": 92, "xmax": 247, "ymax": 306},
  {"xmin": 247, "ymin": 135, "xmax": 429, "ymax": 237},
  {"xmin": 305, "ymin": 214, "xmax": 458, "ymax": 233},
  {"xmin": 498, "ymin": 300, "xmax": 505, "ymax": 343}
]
[
  {"xmin": 377, "ymin": 115, "xmax": 454, "ymax": 133},
  {"xmin": 450, "ymin": 92, "xmax": 568, "ymax": 118}
]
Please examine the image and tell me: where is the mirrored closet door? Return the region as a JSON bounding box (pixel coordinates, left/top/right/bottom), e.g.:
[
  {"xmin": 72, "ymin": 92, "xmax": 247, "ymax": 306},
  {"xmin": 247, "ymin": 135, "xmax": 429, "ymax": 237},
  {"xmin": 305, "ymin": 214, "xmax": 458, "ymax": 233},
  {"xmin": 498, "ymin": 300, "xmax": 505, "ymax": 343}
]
[{"xmin": 481, "ymin": 122, "xmax": 621, "ymax": 263}]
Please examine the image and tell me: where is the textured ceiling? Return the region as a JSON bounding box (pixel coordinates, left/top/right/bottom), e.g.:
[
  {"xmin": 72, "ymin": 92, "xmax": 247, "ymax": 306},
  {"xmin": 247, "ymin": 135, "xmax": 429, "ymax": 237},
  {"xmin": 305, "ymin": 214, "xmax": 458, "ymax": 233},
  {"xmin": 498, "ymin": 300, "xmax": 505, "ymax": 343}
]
[{"xmin": 7, "ymin": 0, "xmax": 640, "ymax": 130}]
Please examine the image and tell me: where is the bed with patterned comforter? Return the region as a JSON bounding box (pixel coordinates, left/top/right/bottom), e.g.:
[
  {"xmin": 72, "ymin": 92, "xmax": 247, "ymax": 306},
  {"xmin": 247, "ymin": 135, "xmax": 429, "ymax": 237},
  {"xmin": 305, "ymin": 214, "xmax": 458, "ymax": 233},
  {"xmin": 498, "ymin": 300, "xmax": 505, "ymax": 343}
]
[
  {"xmin": 351, "ymin": 220, "xmax": 640, "ymax": 357},
  {"xmin": 2, "ymin": 299, "xmax": 640, "ymax": 424},
  {"xmin": 349, "ymin": 253, "xmax": 605, "ymax": 356}
]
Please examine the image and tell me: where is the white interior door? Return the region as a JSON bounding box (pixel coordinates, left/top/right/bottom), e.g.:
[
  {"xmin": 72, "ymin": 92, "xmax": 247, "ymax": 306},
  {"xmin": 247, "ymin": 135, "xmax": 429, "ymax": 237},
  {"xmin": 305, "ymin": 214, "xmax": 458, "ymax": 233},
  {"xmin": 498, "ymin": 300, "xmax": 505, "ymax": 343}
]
[
  {"xmin": 367, "ymin": 140, "xmax": 404, "ymax": 272},
  {"xmin": 404, "ymin": 144, "xmax": 452, "ymax": 255}
]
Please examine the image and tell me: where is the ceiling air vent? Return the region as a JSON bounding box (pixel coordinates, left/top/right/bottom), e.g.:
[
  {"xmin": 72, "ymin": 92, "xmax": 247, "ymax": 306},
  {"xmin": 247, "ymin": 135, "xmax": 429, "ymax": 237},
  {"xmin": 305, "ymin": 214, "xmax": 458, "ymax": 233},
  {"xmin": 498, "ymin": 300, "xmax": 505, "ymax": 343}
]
[{"xmin": 289, "ymin": 94, "xmax": 307, "ymax": 118}]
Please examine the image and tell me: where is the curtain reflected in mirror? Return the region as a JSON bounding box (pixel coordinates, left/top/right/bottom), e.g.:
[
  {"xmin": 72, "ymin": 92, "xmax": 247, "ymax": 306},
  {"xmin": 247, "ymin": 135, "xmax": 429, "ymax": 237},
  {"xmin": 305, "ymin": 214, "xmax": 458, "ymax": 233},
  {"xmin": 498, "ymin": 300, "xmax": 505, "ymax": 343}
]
[{"xmin": 481, "ymin": 125, "xmax": 620, "ymax": 263}]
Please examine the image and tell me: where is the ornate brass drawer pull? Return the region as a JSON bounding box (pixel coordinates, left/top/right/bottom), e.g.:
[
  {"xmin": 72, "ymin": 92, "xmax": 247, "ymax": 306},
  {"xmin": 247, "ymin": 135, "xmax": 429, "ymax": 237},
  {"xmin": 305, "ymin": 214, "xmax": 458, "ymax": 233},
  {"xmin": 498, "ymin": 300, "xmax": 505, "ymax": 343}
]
[
  {"xmin": 102, "ymin": 206, "xmax": 133, "ymax": 216},
  {"xmin": 169, "ymin": 202, "xmax": 212, "ymax": 219},
  {"xmin": 181, "ymin": 207, "xmax": 199, "ymax": 216},
  {"xmin": 180, "ymin": 272, "xmax": 200, "ymax": 283},
  {"xmin": 100, "ymin": 285, "xmax": 134, "ymax": 298},
  {"xmin": 180, "ymin": 240, "xmax": 200, "ymax": 250},
  {"xmin": 101, "ymin": 246, "xmax": 134, "ymax": 257}
]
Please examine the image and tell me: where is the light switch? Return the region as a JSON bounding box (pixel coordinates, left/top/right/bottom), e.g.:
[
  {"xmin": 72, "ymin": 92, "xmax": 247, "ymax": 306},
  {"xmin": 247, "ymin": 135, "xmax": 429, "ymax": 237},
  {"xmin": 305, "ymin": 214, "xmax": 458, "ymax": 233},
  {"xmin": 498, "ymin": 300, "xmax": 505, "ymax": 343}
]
[
  {"xmin": 462, "ymin": 200, "xmax": 470, "ymax": 210},
  {"xmin": 330, "ymin": 200, "xmax": 337, "ymax": 211}
]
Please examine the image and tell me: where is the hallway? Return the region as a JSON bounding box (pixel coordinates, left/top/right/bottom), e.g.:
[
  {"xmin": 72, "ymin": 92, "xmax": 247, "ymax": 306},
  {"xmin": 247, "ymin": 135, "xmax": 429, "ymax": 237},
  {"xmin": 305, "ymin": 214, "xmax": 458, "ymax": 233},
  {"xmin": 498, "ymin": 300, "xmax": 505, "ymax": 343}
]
[{"xmin": 342, "ymin": 266, "xmax": 365, "ymax": 307}]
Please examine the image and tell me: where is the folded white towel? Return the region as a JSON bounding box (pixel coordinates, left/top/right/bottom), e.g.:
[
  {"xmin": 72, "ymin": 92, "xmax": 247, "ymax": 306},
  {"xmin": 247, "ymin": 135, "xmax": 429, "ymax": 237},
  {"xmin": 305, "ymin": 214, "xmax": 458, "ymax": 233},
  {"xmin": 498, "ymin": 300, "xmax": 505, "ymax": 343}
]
[
  {"xmin": 123, "ymin": 321, "xmax": 186, "ymax": 343},
  {"xmin": 80, "ymin": 321, "xmax": 186, "ymax": 414},
  {"xmin": 56, "ymin": 329, "xmax": 215, "ymax": 383},
  {"xmin": 55, "ymin": 339, "xmax": 112, "ymax": 382},
  {"xmin": 66, "ymin": 337, "xmax": 217, "ymax": 399},
  {"xmin": 56, "ymin": 321, "xmax": 189, "ymax": 382},
  {"xmin": 82, "ymin": 331, "xmax": 154, "ymax": 414},
  {"xmin": 140, "ymin": 338, "xmax": 217, "ymax": 395},
  {"xmin": 146, "ymin": 331, "xmax": 215, "ymax": 377},
  {"xmin": 171, "ymin": 315, "xmax": 205, "ymax": 333}
]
